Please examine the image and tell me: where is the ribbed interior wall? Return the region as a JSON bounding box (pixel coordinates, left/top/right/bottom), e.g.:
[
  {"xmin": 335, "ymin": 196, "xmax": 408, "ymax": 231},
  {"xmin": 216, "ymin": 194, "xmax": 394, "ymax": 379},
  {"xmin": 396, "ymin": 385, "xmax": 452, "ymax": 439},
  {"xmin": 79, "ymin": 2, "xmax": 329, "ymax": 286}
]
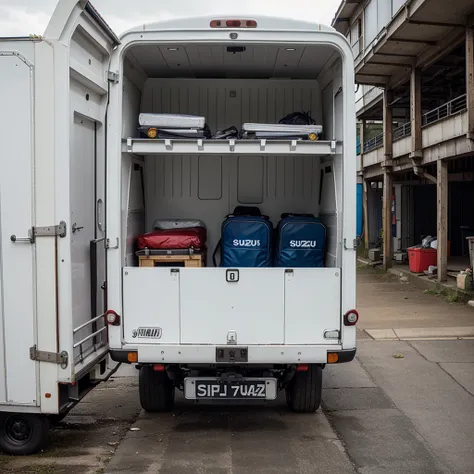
[
  {"xmin": 145, "ymin": 155, "xmax": 330, "ymax": 265},
  {"xmin": 121, "ymin": 76, "xmax": 340, "ymax": 267},
  {"xmin": 140, "ymin": 79, "xmax": 323, "ymax": 137}
]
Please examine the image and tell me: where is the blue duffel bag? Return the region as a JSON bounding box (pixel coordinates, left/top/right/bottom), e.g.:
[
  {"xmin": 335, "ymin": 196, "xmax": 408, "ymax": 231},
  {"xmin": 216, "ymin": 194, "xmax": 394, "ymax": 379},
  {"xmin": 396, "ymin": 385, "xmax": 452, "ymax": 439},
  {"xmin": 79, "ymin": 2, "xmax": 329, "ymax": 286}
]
[
  {"xmin": 274, "ymin": 213, "xmax": 326, "ymax": 267},
  {"xmin": 213, "ymin": 206, "xmax": 273, "ymax": 267}
]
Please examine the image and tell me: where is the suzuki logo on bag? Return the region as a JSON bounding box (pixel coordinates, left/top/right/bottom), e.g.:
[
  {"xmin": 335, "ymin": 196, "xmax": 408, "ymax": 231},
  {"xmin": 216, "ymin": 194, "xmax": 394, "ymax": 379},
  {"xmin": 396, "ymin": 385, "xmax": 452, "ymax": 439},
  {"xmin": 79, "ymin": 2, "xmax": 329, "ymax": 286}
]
[
  {"xmin": 289, "ymin": 240, "xmax": 317, "ymax": 248},
  {"xmin": 233, "ymin": 239, "xmax": 261, "ymax": 247}
]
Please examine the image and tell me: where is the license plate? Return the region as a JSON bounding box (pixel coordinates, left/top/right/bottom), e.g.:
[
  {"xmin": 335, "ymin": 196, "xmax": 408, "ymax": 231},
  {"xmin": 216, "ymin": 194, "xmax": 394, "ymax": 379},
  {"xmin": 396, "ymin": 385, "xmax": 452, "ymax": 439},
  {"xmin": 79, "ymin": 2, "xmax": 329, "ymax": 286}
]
[{"xmin": 184, "ymin": 378, "xmax": 277, "ymax": 400}]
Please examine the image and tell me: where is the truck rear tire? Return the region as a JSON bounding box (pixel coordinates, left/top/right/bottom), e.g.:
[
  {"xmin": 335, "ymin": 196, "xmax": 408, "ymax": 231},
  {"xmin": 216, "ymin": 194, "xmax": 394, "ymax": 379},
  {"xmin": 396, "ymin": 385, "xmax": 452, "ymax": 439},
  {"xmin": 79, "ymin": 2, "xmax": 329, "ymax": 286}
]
[
  {"xmin": 286, "ymin": 364, "xmax": 322, "ymax": 413},
  {"xmin": 139, "ymin": 366, "xmax": 175, "ymax": 412},
  {"xmin": 0, "ymin": 413, "xmax": 49, "ymax": 455}
]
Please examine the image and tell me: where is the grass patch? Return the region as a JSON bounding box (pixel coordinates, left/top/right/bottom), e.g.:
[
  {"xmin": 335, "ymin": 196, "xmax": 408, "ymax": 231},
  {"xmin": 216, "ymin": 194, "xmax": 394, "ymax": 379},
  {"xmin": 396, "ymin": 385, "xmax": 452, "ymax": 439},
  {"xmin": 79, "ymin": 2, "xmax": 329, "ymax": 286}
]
[
  {"xmin": 448, "ymin": 294, "xmax": 459, "ymax": 303},
  {"xmin": 423, "ymin": 289, "xmax": 440, "ymax": 296},
  {"xmin": 3, "ymin": 464, "xmax": 67, "ymax": 474}
]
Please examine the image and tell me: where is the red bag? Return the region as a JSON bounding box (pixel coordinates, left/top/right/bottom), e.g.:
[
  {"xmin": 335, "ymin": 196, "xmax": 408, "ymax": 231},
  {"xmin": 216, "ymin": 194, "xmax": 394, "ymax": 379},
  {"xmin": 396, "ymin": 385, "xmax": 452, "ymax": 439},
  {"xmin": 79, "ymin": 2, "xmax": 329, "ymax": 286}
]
[{"xmin": 137, "ymin": 227, "xmax": 207, "ymax": 250}]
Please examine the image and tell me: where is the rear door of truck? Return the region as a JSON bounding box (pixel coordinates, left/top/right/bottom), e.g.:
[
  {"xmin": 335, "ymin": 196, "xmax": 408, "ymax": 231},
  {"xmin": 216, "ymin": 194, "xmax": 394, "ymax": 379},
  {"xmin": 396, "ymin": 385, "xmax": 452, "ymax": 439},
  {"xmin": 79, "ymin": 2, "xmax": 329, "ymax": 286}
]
[{"xmin": 42, "ymin": 1, "xmax": 120, "ymax": 390}]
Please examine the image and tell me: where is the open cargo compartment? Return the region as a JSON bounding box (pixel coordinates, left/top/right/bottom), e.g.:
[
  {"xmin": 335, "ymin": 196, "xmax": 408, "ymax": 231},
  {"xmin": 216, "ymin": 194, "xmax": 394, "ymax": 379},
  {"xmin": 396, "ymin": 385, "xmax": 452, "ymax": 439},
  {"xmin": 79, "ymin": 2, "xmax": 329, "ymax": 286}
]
[{"xmin": 111, "ymin": 34, "xmax": 353, "ymax": 349}]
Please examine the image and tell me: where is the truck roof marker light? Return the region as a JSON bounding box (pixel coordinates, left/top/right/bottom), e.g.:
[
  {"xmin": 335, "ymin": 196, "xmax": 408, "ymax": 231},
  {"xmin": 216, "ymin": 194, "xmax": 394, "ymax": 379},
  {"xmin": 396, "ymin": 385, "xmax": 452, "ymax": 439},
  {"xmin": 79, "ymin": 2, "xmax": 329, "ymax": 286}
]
[
  {"xmin": 344, "ymin": 309, "xmax": 359, "ymax": 326},
  {"xmin": 105, "ymin": 310, "xmax": 120, "ymax": 326},
  {"xmin": 210, "ymin": 19, "xmax": 257, "ymax": 28}
]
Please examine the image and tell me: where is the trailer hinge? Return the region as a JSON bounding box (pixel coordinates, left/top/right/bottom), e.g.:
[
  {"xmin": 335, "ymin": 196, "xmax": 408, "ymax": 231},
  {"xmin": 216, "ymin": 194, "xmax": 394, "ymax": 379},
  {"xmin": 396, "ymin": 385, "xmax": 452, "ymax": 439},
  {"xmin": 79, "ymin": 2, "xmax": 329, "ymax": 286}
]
[
  {"xmin": 344, "ymin": 238, "xmax": 358, "ymax": 251},
  {"xmin": 30, "ymin": 345, "xmax": 68, "ymax": 369},
  {"xmin": 107, "ymin": 71, "xmax": 119, "ymax": 84},
  {"xmin": 105, "ymin": 238, "xmax": 119, "ymax": 249},
  {"xmin": 10, "ymin": 221, "xmax": 67, "ymax": 244}
]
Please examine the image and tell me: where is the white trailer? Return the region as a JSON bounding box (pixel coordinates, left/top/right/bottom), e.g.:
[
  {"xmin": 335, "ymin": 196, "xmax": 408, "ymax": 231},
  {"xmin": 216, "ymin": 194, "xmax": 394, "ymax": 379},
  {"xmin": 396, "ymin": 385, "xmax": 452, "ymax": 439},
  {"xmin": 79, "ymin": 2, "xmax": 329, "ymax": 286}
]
[{"xmin": 0, "ymin": 0, "xmax": 357, "ymax": 453}]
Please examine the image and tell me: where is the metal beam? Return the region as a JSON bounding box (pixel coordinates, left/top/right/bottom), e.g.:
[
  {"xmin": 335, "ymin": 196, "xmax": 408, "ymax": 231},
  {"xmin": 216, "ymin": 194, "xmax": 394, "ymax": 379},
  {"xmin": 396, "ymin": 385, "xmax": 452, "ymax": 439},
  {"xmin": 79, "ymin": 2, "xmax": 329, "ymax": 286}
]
[
  {"xmin": 357, "ymin": 73, "xmax": 392, "ymax": 77},
  {"xmin": 406, "ymin": 19, "xmax": 466, "ymax": 28},
  {"xmin": 376, "ymin": 52, "xmax": 417, "ymax": 58},
  {"xmin": 369, "ymin": 61, "xmax": 414, "ymax": 68},
  {"xmin": 388, "ymin": 38, "xmax": 436, "ymax": 46}
]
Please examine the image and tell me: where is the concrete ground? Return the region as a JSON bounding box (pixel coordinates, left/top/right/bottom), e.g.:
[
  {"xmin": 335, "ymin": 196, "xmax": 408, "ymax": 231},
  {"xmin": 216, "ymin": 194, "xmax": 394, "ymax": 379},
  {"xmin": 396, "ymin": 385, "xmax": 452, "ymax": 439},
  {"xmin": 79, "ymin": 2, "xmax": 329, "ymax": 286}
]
[{"xmin": 1, "ymin": 268, "xmax": 473, "ymax": 473}]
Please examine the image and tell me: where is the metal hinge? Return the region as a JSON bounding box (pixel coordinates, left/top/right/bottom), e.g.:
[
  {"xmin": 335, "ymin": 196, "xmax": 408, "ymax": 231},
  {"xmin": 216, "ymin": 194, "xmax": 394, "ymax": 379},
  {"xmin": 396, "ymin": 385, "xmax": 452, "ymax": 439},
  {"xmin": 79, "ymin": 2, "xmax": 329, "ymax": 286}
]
[
  {"xmin": 11, "ymin": 221, "xmax": 67, "ymax": 244},
  {"xmin": 105, "ymin": 238, "xmax": 119, "ymax": 249},
  {"xmin": 30, "ymin": 345, "xmax": 68, "ymax": 369},
  {"xmin": 344, "ymin": 238, "xmax": 358, "ymax": 251},
  {"xmin": 107, "ymin": 71, "xmax": 119, "ymax": 84}
]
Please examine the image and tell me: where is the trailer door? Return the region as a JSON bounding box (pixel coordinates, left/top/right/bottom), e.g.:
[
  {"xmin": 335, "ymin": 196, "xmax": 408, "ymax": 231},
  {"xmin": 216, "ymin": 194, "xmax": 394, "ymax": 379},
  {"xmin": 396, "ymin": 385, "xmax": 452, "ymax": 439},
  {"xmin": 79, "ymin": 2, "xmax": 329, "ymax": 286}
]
[
  {"xmin": 44, "ymin": 1, "xmax": 120, "ymax": 385},
  {"xmin": 0, "ymin": 44, "xmax": 38, "ymax": 406}
]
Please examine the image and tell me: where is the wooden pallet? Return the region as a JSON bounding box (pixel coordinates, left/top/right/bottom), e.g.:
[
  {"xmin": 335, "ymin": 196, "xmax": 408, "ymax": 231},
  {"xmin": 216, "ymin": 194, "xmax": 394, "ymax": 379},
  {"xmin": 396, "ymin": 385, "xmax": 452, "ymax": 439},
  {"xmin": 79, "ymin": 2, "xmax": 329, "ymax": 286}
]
[{"xmin": 138, "ymin": 254, "xmax": 204, "ymax": 268}]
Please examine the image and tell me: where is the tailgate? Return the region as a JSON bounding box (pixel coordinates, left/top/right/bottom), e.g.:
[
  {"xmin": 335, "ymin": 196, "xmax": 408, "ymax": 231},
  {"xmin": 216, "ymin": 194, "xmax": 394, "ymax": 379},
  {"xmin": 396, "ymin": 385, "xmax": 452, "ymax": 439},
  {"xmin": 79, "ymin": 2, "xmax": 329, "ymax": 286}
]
[{"xmin": 122, "ymin": 268, "xmax": 341, "ymax": 346}]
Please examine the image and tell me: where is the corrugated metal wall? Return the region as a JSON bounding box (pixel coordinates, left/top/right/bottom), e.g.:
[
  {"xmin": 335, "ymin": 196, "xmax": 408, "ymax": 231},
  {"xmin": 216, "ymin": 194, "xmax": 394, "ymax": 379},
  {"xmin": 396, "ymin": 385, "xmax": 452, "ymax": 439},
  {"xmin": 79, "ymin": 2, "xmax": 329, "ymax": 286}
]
[{"xmin": 141, "ymin": 79, "xmax": 323, "ymax": 136}]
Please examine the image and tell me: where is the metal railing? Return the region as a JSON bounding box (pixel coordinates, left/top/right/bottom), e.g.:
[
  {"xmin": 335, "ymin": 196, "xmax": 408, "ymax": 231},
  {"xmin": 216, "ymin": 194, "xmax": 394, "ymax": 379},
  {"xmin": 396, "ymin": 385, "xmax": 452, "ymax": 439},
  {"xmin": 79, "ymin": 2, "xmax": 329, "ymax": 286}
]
[
  {"xmin": 393, "ymin": 122, "xmax": 411, "ymax": 141},
  {"xmin": 73, "ymin": 313, "xmax": 108, "ymax": 365},
  {"xmin": 363, "ymin": 133, "xmax": 383, "ymax": 153},
  {"xmin": 422, "ymin": 94, "xmax": 467, "ymax": 127}
]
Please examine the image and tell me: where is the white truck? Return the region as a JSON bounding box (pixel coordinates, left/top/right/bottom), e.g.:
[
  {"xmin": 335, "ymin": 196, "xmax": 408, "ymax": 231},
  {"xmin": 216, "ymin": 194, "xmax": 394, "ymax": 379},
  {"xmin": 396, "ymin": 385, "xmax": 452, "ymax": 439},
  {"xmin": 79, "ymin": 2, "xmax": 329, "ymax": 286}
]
[{"xmin": 0, "ymin": 0, "xmax": 357, "ymax": 454}]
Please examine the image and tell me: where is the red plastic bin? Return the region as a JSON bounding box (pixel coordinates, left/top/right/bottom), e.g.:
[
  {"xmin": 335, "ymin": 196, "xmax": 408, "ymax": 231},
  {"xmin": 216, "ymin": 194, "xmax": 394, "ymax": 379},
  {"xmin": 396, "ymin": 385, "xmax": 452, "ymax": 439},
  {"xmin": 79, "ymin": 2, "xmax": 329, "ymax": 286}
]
[{"xmin": 408, "ymin": 248, "xmax": 437, "ymax": 273}]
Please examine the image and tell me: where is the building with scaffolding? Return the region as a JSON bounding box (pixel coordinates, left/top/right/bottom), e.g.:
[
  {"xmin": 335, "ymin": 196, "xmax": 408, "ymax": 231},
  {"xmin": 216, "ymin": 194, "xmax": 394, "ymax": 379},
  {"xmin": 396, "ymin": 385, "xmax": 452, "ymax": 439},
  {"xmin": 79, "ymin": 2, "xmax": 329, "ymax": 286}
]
[{"xmin": 333, "ymin": 0, "xmax": 474, "ymax": 282}]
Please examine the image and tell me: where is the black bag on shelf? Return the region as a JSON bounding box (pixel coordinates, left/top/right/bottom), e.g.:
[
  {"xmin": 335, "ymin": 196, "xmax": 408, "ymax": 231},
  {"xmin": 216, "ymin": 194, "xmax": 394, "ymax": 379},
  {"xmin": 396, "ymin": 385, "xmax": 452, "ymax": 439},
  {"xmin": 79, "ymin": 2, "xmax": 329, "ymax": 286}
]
[{"xmin": 279, "ymin": 112, "xmax": 316, "ymax": 126}]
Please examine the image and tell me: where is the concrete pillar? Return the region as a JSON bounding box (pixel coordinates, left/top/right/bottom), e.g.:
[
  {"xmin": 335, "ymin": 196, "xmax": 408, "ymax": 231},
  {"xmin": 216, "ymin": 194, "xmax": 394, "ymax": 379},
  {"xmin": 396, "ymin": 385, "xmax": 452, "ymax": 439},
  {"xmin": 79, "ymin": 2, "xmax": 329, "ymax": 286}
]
[
  {"xmin": 437, "ymin": 159, "xmax": 448, "ymax": 282},
  {"xmin": 410, "ymin": 68, "xmax": 422, "ymax": 157},
  {"xmin": 467, "ymin": 25, "xmax": 474, "ymax": 139},
  {"xmin": 383, "ymin": 89, "xmax": 393, "ymax": 270},
  {"xmin": 383, "ymin": 172, "xmax": 393, "ymax": 270}
]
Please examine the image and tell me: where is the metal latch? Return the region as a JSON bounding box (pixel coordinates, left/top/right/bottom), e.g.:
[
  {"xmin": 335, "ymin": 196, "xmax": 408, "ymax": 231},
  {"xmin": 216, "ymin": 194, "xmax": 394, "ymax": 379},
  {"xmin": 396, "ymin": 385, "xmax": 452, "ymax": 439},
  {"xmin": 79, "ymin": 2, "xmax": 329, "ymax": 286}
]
[
  {"xmin": 30, "ymin": 345, "xmax": 68, "ymax": 369},
  {"xmin": 107, "ymin": 71, "xmax": 119, "ymax": 84},
  {"xmin": 11, "ymin": 221, "xmax": 67, "ymax": 244}
]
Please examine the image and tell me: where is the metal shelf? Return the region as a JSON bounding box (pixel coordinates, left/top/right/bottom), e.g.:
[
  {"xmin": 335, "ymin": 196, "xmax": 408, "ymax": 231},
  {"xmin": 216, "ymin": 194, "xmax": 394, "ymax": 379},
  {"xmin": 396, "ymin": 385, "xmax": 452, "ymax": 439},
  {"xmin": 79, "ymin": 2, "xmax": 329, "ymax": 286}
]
[{"xmin": 122, "ymin": 138, "xmax": 338, "ymax": 156}]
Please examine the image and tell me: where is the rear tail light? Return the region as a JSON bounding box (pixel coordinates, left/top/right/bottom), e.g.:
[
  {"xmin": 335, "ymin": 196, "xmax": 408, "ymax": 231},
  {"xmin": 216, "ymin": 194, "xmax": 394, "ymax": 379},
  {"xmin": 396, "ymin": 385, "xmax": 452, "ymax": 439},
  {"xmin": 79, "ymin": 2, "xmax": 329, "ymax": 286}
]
[
  {"xmin": 127, "ymin": 352, "xmax": 138, "ymax": 363},
  {"xmin": 210, "ymin": 19, "xmax": 258, "ymax": 28},
  {"xmin": 327, "ymin": 353, "xmax": 339, "ymax": 364},
  {"xmin": 105, "ymin": 310, "xmax": 120, "ymax": 326},
  {"xmin": 344, "ymin": 309, "xmax": 359, "ymax": 326},
  {"xmin": 296, "ymin": 364, "xmax": 309, "ymax": 372},
  {"xmin": 153, "ymin": 364, "xmax": 165, "ymax": 372}
]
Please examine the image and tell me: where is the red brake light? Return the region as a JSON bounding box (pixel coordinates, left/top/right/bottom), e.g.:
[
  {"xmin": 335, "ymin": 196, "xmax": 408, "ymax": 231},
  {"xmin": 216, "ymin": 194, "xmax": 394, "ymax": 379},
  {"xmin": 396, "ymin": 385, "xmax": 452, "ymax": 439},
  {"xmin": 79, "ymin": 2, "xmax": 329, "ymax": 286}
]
[
  {"xmin": 296, "ymin": 364, "xmax": 309, "ymax": 372},
  {"xmin": 210, "ymin": 19, "xmax": 258, "ymax": 28},
  {"xmin": 105, "ymin": 310, "xmax": 120, "ymax": 326},
  {"xmin": 344, "ymin": 309, "xmax": 359, "ymax": 326},
  {"xmin": 153, "ymin": 364, "xmax": 165, "ymax": 372},
  {"xmin": 226, "ymin": 20, "xmax": 241, "ymax": 27}
]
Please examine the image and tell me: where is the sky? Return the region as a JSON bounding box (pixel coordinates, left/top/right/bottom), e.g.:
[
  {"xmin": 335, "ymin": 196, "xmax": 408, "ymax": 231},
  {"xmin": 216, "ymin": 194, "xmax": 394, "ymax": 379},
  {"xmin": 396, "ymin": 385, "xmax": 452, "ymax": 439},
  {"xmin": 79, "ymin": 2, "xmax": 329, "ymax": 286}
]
[{"xmin": 0, "ymin": 0, "xmax": 342, "ymax": 37}]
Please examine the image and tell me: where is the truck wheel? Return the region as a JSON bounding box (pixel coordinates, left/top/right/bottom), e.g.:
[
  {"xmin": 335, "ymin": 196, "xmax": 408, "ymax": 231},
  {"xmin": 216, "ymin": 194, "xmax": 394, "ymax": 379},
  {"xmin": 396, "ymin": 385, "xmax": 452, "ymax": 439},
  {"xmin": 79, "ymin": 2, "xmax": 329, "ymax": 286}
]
[
  {"xmin": 286, "ymin": 364, "xmax": 322, "ymax": 413},
  {"xmin": 139, "ymin": 366, "xmax": 175, "ymax": 412},
  {"xmin": 0, "ymin": 413, "xmax": 49, "ymax": 455}
]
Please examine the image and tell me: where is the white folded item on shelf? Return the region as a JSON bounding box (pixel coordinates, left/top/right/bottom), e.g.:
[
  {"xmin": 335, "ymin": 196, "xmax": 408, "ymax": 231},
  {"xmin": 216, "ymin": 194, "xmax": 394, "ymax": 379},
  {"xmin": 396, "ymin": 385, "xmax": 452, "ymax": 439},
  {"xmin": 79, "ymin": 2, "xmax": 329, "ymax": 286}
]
[
  {"xmin": 153, "ymin": 219, "xmax": 206, "ymax": 230},
  {"xmin": 242, "ymin": 123, "xmax": 323, "ymax": 134},
  {"xmin": 139, "ymin": 113, "xmax": 206, "ymax": 129}
]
